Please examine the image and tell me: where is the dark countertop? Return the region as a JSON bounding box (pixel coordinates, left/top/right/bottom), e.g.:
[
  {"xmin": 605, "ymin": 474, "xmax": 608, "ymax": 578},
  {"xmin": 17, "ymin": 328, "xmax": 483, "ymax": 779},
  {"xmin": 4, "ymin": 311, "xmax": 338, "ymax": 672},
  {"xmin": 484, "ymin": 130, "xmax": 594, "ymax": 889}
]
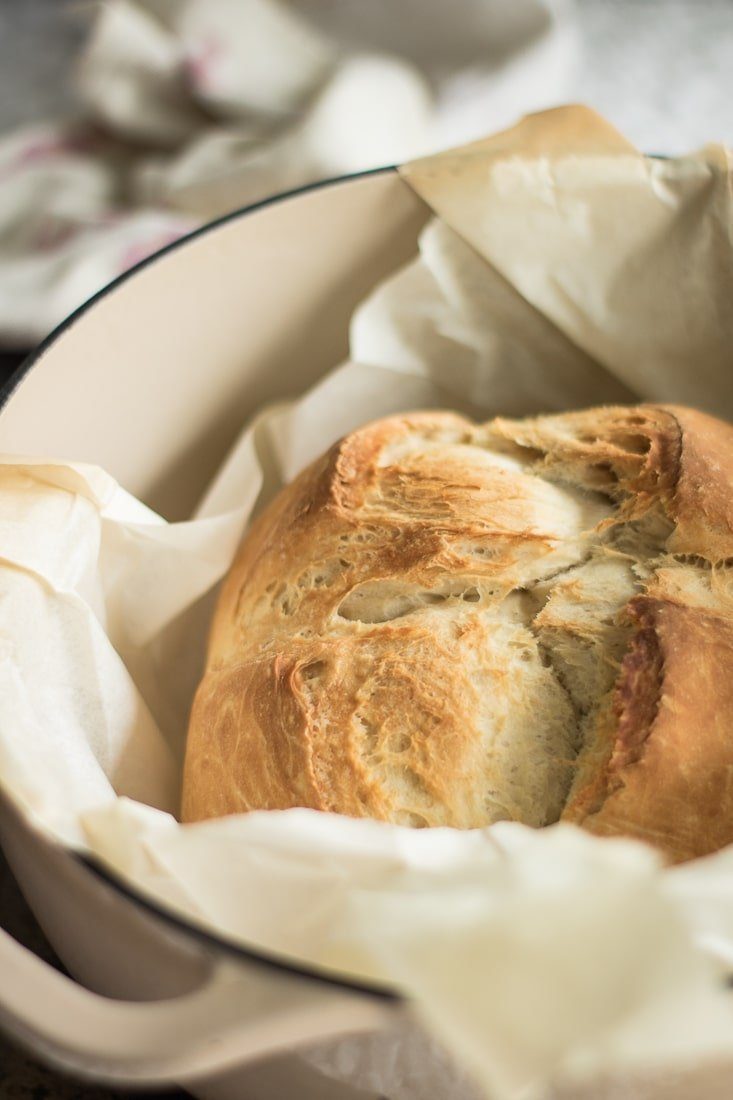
[{"xmin": 0, "ymin": 353, "xmax": 24, "ymax": 389}]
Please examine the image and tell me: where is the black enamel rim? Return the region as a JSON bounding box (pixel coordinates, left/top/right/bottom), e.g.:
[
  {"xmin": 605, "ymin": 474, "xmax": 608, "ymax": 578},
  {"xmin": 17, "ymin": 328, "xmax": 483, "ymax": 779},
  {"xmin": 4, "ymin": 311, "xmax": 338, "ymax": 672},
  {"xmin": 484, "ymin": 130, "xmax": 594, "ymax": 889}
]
[
  {"xmin": 80, "ymin": 852, "xmax": 398, "ymax": 1001},
  {"xmin": 0, "ymin": 166, "xmax": 402, "ymax": 1003}
]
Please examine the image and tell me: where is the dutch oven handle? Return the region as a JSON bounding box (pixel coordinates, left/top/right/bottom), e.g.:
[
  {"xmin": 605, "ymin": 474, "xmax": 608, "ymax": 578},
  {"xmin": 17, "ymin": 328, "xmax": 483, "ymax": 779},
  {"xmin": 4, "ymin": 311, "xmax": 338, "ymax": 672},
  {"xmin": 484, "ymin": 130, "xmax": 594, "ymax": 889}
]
[{"xmin": 0, "ymin": 918, "xmax": 395, "ymax": 1091}]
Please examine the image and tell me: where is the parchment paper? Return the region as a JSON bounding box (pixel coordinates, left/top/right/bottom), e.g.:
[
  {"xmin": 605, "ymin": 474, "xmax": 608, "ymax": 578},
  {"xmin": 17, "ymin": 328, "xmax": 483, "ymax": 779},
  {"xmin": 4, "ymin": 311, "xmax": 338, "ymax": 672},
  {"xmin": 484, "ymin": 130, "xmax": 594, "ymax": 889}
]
[{"xmin": 2, "ymin": 106, "xmax": 733, "ymax": 1099}]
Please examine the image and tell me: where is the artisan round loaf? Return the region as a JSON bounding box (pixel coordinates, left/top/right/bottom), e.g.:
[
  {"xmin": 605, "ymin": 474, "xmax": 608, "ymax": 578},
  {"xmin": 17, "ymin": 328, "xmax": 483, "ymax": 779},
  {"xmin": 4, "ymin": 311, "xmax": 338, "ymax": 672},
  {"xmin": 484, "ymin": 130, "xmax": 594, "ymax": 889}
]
[{"xmin": 182, "ymin": 405, "xmax": 733, "ymax": 863}]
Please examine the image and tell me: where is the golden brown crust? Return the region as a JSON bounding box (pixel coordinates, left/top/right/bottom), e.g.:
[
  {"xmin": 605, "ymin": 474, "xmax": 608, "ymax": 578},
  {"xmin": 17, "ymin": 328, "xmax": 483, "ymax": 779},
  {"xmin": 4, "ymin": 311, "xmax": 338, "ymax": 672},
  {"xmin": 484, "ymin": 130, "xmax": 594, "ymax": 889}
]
[
  {"xmin": 183, "ymin": 403, "xmax": 733, "ymax": 863},
  {"xmin": 660, "ymin": 405, "xmax": 733, "ymax": 561},
  {"xmin": 565, "ymin": 599, "xmax": 733, "ymax": 863}
]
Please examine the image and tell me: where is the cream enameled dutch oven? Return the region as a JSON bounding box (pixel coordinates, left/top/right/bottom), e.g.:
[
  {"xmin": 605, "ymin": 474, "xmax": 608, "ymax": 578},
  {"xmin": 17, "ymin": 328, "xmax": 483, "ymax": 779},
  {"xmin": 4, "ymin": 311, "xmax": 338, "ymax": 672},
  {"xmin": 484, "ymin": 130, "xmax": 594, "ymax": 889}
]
[{"xmin": 0, "ymin": 169, "xmax": 433, "ymax": 1100}]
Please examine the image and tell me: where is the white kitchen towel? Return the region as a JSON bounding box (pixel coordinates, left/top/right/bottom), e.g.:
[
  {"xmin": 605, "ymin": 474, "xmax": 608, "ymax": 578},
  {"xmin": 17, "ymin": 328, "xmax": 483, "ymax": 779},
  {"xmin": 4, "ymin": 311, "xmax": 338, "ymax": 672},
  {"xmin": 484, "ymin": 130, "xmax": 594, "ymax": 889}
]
[{"xmin": 0, "ymin": 0, "xmax": 575, "ymax": 345}]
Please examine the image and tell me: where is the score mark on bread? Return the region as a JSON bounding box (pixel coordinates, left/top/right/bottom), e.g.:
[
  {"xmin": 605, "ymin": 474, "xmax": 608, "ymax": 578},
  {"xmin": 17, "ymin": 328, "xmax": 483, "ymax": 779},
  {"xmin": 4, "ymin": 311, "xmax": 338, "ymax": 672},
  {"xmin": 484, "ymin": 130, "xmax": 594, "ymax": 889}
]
[{"xmin": 183, "ymin": 405, "xmax": 733, "ymax": 863}]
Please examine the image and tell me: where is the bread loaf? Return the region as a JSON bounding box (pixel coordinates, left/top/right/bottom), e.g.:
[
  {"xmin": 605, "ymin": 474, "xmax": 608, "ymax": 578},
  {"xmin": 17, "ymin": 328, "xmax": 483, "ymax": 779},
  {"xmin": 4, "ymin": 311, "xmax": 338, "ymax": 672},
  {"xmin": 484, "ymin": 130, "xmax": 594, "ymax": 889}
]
[{"xmin": 182, "ymin": 405, "xmax": 733, "ymax": 863}]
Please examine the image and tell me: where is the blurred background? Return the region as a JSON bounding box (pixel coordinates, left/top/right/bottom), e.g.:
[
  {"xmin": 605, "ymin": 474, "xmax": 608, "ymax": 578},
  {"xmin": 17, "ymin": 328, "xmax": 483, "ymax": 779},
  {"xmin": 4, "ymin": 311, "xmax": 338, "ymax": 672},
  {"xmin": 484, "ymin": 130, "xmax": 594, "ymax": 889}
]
[
  {"xmin": 0, "ymin": 1, "xmax": 732, "ymax": 1096},
  {"xmin": 2, "ymin": 0, "xmax": 733, "ymax": 372}
]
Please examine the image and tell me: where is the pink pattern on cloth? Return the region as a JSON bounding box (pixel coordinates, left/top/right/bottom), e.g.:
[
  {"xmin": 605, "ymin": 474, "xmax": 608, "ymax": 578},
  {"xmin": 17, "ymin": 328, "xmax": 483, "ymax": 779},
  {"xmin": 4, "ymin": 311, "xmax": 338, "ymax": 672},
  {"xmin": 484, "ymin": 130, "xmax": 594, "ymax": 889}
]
[
  {"xmin": 183, "ymin": 37, "xmax": 224, "ymax": 94},
  {"xmin": 0, "ymin": 130, "xmax": 101, "ymax": 183},
  {"xmin": 17, "ymin": 132, "xmax": 95, "ymax": 168},
  {"xmin": 118, "ymin": 228, "xmax": 190, "ymax": 273}
]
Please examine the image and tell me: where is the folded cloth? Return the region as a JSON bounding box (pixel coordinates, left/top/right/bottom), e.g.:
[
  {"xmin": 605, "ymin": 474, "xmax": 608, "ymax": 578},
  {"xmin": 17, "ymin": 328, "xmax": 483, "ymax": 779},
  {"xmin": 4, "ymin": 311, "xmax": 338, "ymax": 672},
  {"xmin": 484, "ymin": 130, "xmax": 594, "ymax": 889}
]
[{"xmin": 0, "ymin": 0, "xmax": 574, "ymax": 345}]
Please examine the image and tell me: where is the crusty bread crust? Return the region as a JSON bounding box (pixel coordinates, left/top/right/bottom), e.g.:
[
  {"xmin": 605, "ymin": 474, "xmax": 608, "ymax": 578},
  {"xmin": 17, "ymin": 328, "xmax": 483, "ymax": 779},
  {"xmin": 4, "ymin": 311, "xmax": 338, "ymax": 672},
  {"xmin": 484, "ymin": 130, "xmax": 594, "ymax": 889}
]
[
  {"xmin": 182, "ymin": 404, "xmax": 733, "ymax": 863},
  {"xmin": 564, "ymin": 597, "xmax": 733, "ymax": 862}
]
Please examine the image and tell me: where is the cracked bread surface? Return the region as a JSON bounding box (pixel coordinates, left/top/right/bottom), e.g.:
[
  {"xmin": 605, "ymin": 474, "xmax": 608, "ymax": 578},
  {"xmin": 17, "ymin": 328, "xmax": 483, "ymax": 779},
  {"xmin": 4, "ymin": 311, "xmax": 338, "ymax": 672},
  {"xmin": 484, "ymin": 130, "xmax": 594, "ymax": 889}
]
[{"xmin": 182, "ymin": 405, "xmax": 733, "ymax": 863}]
